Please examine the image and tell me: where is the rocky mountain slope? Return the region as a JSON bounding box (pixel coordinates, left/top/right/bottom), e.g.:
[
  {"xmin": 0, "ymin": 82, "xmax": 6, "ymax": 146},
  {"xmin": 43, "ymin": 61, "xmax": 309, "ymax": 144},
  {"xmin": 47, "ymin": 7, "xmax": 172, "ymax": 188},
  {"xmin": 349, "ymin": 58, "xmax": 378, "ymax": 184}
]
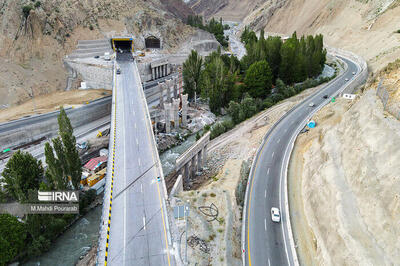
[
  {"xmin": 190, "ymin": 0, "xmax": 400, "ymax": 72},
  {"xmin": 289, "ymin": 63, "xmax": 400, "ymax": 265},
  {"xmin": 0, "ymin": 0, "xmax": 194, "ymax": 108}
]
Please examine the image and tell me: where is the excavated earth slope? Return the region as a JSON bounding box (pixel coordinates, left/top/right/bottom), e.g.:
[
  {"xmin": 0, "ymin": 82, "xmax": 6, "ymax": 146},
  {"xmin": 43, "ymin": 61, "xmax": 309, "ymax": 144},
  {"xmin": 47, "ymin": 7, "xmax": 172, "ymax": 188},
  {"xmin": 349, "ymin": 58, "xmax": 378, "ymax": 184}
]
[{"xmin": 0, "ymin": 0, "xmax": 194, "ymax": 108}]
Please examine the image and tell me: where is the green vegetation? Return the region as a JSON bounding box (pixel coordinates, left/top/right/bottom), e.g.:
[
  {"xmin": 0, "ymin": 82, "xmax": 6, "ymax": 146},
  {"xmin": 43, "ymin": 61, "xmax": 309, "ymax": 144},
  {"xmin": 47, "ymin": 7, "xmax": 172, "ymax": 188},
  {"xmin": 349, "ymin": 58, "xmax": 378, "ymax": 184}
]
[
  {"xmin": 34, "ymin": 1, "xmax": 41, "ymax": 8},
  {"xmin": 183, "ymin": 50, "xmax": 203, "ymax": 100},
  {"xmin": 396, "ymin": 29, "xmax": 400, "ymax": 33},
  {"xmin": 22, "ymin": 5, "xmax": 33, "ymax": 18},
  {"xmin": 235, "ymin": 160, "xmax": 251, "ymax": 208},
  {"xmin": 187, "ymin": 15, "xmax": 229, "ymax": 47},
  {"xmin": 184, "ymin": 28, "xmax": 331, "ymax": 141},
  {"xmin": 0, "ymin": 214, "xmax": 26, "ymax": 265},
  {"xmin": 241, "ymin": 28, "xmax": 327, "ymax": 84},
  {"xmin": 0, "ymin": 107, "xmax": 94, "ymax": 264},
  {"xmin": 2, "ymin": 151, "xmax": 43, "ymax": 202},
  {"xmin": 45, "ymin": 107, "xmax": 82, "ymax": 190}
]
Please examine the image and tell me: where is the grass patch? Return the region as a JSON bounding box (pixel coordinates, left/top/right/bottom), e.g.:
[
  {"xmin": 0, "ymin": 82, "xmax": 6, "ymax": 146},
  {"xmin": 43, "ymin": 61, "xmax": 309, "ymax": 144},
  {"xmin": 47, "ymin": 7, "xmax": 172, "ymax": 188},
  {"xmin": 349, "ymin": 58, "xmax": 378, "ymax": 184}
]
[{"xmin": 202, "ymin": 193, "xmax": 207, "ymax": 197}]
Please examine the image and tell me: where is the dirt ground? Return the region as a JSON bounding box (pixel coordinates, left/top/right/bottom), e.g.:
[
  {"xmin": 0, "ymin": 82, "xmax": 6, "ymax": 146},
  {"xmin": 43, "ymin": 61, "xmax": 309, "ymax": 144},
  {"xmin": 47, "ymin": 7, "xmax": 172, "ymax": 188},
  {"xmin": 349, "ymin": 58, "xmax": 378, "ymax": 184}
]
[
  {"xmin": 0, "ymin": 89, "xmax": 111, "ymax": 123},
  {"xmin": 174, "ymin": 74, "xmax": 340, "ymax": 265},
  {"xmin": 288, "ymin": 86, "xmax": 400, "ymax": 265}
]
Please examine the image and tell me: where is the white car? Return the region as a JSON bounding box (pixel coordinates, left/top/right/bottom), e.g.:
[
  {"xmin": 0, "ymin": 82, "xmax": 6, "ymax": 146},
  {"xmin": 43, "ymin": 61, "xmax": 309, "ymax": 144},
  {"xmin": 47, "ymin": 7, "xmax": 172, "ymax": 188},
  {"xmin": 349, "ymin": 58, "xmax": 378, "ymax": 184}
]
[
  {"xmin": 309, "ymin": 102, "xmax": 315, "ymax": 107},
  {"xmin": 352, "ymin": 72, "xmax": 356, "ymax": 75},
  {"xmin": 271, "ymin": 207, "xmax": 281, "ymax": 223},
  {"xmin": 345, "ymin": 78, "xmax": 349, "ymax": 81}
]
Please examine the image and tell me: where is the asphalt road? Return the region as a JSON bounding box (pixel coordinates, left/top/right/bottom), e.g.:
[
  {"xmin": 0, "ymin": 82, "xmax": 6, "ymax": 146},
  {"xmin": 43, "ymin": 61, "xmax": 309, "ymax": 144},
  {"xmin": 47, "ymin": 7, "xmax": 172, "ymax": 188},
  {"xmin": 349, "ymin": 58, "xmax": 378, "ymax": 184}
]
[
  {"xmin": 244, "ymin": 57, "xmax": 359, "ymax": 266},
  {"xmin": 106, "ymin": 54, "xmax": 172, "ymax": 265}
]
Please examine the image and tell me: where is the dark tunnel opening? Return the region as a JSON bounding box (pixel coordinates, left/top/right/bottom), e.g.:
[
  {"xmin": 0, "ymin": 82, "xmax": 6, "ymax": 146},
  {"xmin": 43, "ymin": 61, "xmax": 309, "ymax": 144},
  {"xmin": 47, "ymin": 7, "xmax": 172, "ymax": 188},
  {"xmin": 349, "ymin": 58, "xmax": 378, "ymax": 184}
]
[
  {"xmin": 145, "ymin": 36, "xmax": 161, "ymax": 49},
  {"xmin": 113, "ymin": 40, "xmax": 133, "ymax": 52}
]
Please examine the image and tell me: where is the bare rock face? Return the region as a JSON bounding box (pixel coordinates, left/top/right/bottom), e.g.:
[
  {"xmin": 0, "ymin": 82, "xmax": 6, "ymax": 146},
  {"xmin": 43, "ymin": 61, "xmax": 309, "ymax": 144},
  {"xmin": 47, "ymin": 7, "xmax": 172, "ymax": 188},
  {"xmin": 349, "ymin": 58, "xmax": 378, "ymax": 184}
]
[{"xmin": 0, "ymin": 0, "xmax": 194, "ymax": 107}]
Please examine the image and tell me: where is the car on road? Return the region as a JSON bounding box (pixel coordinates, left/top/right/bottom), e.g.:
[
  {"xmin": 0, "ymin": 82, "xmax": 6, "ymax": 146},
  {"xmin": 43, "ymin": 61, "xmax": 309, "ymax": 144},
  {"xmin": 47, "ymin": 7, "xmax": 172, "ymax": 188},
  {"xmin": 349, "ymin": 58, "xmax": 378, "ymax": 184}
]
[
  {"xmin": 309, "ymin": 102, "xmax": 315, "ymax": 107},
  {"xmin": 352, "ymin": 71, "xmax": 356, "ymax": 75},
  {"xmin": 345, "ymin": 78, "xmax": 349, "ymax": 81},
  {"xmin": 116, "ymin": 68, "xmax": 121, "ymax": 75},
  {"xmin": 323, "ymin": 95, "xmax": 328, "ymax": 99},
  {"xmin": 271, "ymin": 207, "xmax": 281, "ymax": 223}
]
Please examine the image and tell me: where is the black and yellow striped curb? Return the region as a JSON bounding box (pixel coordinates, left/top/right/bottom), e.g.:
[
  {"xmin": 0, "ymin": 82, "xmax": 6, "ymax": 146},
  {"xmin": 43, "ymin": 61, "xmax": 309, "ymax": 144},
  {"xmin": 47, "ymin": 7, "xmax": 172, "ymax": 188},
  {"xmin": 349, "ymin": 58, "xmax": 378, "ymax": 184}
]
[{"xmin": 105, "ymin": 82, "xmax": 117, "ymax": 266}]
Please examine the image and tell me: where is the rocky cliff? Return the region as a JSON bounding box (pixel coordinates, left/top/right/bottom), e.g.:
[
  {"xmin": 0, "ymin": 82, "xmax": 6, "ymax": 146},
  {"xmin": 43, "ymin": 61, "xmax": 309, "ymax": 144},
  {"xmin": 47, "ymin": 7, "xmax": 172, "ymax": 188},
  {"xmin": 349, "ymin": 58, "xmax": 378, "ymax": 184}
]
[{"xmin": 0, "ymin": 0, "xmax": 194, "ymax": 107}]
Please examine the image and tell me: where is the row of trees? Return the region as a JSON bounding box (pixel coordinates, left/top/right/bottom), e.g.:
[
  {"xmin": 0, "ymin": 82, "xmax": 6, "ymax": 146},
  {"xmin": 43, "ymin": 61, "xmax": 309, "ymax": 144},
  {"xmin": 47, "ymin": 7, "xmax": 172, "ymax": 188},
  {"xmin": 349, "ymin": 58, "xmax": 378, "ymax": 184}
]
[
  {"xmin": 183, "ymin": 30, "xmax": 328, "ymax": 116},
  {"xmin": 0, "ymin": 107, "xmax": 95, "ymax": 264},
  {"xmin": 186, "ymin": 15, "xmax": 229, "ymax": 47},
  {"xmin": 241, "ymin": 28, "xmax": 327, "ymax": 84}
]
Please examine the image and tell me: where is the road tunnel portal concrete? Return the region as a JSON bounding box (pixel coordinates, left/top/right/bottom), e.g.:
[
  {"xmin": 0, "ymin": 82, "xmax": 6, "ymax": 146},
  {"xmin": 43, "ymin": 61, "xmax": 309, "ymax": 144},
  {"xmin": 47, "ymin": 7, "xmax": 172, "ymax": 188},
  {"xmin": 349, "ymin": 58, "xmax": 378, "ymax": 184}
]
[{"xmin": 111, "ymin": 37, "xmax": 134, "ymax": 53}]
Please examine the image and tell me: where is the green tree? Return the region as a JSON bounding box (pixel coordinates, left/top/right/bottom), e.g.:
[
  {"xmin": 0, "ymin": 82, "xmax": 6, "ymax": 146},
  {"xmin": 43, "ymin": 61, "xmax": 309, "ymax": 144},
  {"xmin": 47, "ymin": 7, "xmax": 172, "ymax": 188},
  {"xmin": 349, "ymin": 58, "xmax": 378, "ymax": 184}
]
[
  {"xmin": 2, "ymin": 150, "xmax": 43, "ymax": 202},
  {"xmin": 0, "ymin": 214, "xmax": 26, "ymax": 265},
  {"xmin": 44, "ymin": 142, "xmax": 67, "ymax": 190},
  {"xmin": 240, "ymin": 95, "xmax": 257, "ymax": 119},
  {"xmin": 279, "ymin": 38, "xmax": 297, "ymax": 84},
  {"xmin": 228, "ymin": 101, "xmax": 241, "ymax": 124},
  {"xmin": 183, "ymin": 50, "xmax": 203, "ymax": 101},
  {"xmin": 57, "ymin": 107, "xmax": 81, "ymax": 189},
  {"xmin": 244, "ymin": 60, "xmax": 273, "ymax": 99},
  {"xmin": 201, "ymin": 54, "xmax": 226, "ymax": 114}
]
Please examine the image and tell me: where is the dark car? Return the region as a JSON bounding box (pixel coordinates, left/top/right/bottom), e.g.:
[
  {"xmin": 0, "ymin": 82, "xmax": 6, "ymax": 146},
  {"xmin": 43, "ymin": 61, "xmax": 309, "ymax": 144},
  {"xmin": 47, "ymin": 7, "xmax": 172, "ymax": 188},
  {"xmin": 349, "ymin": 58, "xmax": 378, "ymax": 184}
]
[
  {"xmin": 323, "ymin": 95, "xmax": 328, "ymax": 99},
  {"xmin": 116, "ymin": 69, "xmax": 121, "ymax": 75}
]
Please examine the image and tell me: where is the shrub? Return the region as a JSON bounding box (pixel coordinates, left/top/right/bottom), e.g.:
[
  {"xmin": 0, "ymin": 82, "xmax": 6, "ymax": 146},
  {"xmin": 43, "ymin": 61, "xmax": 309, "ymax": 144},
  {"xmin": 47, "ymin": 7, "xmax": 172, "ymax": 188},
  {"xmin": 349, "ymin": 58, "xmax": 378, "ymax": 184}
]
[
  {"xmin": 262, "ymin": 98, "xmax": 274, "ymax": 109},
  {"xmin": 34, "ymin": 1, "xmax": 41, "ymax": 8},
  {"xmin": 210, "ymin": 192, "xmax": 216, "ymax": 197},
  {"xmin": 221, "ymin": 119, "xmax": 234, "ymax": 131},
  {"xmin": 22, "ymin": 5, "xmax": 33, "ymax": 18},
  {"xmin": 195, "ymin": 132, "xmax": 201, "ymax": 141},
  {"xmin": 397, "ymin": 29, "xmax": 400, "ymax": 33},
  {"xmin": 89, "ymin": 25, "xmax": 94, "ymax": 30},
  {"xmin": 210, "ymin": 122, "xmax": 226, "ymax": 139},
  {"xmin": 228, "ymin": 101, "xmax": 241, "ymax": 124},
  {"xmin": 241, "ymin": 96, "xmax": 257, "ymax": 119}
]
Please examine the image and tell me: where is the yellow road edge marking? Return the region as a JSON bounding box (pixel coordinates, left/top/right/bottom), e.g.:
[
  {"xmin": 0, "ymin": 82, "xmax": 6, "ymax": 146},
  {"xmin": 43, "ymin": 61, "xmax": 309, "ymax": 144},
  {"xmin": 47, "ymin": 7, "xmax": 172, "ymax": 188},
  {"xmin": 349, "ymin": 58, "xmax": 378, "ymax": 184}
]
[
  {"xmin": 139, "ymin": 64, "xmax": 171, "ymax": 266},
  {"xmin": 247, "ymin": 134, "xmax": 272, "ymax": 266}
]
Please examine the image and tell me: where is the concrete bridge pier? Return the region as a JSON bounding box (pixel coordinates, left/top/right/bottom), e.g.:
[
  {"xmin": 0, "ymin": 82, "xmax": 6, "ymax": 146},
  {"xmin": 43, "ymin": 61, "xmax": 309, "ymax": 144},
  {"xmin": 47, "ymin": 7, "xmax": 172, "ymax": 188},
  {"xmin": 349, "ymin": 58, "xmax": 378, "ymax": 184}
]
[
  {"xmin": 164, "ymin": 102, "xmax": 172, "ymax": 133},
  {"xmin": 174, "ymin": 132, "xmax": 210, "ymax": 189},
  {"xmin": 173, "ymin": 77, "xmax": 178, "ymax": 98},
  {"xmin": 166, "ymin": 79, "xmax": 172, "ymax": 103},
  {"xmin": 182, "ymin": 94, "xmax": 188, "ymax": 127},
  {"xmin": 158, "ymin": 82, "xmax": 164, "ymax": 109},
  {"xmin": 197, "ymin": 149, "xmax": 202, "ymax": 172},
  {"xmin": 191, "ymin": 155, "xmax": 197, "ymax": 178},
  {"xmin": 172, "ymin": 98, "xmax": 180, "ymax": 128}
]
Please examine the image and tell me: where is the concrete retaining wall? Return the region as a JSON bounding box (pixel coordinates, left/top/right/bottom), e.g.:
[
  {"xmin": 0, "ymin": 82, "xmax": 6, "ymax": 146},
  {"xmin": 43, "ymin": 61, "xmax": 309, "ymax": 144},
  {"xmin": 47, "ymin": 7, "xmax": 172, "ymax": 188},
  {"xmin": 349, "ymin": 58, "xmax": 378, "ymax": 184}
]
[
  {"xmin": 0, "ymin": 98, "xmax": 112, "ymax": 149},
  {"xmin": 65, "ymin": 60, "xmax": 113, "ymax": 90}
]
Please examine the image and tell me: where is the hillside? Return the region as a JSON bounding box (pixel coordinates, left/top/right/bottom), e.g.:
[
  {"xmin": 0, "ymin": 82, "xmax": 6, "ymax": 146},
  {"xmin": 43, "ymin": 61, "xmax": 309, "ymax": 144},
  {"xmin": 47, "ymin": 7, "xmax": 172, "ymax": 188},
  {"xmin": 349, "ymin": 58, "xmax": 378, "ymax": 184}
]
[
  {"xmin": 190, "ymin": 0, "xmax": 400, "ymax": 72},
  {"xmin": 289, "ymin": 62, "xmax": 400, "ymax": 265},
  {"xmin": 0, "ymin": 0, "xmax": 194, "ymax": 108}
]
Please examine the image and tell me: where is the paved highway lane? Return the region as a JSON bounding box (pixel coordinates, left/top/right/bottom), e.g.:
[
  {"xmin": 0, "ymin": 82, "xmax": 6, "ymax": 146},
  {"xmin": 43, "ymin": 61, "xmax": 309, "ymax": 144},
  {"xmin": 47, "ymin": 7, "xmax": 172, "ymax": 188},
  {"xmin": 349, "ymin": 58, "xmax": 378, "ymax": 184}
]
[
  {"xmin": 245, "ymin": 57, "xmax": 359, "ymax": 266},
  {"xmin": 106, "ymin": 57, "xmax": 172, "ymax": 265}
]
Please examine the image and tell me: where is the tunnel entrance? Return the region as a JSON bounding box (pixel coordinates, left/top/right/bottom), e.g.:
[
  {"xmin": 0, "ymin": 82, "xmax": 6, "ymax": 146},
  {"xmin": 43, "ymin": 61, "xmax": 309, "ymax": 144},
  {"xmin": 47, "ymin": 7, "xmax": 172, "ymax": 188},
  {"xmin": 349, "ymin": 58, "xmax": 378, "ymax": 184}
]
[
  {"xmin": 145, "ymin": 36, "xmax": 161, "ymax": 49},
  {"xmin": 111, "ymin": 38, "xmax": 134, "ymax": 53}
]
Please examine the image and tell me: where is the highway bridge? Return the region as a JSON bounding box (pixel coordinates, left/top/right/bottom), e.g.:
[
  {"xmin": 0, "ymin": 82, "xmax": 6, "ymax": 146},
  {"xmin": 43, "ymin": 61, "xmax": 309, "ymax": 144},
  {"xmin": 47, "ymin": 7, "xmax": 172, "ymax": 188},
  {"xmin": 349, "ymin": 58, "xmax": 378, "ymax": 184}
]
[
  {"xmin": 97, "ymin": 51, "xmax": 173, "ymax": 265},
  {"xmin": 243, "ymin": 55, "xmax": 365, "ymax": 266}
]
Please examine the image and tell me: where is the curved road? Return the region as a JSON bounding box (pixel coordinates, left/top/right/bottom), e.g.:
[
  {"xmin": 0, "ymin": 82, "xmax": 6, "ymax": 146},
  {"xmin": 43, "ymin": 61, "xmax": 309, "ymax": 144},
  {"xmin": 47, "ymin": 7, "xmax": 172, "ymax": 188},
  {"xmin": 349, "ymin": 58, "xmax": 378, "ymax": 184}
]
[{"xmin": 244, "ymin": 56, "xmax": 359, "ymax": 266}]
